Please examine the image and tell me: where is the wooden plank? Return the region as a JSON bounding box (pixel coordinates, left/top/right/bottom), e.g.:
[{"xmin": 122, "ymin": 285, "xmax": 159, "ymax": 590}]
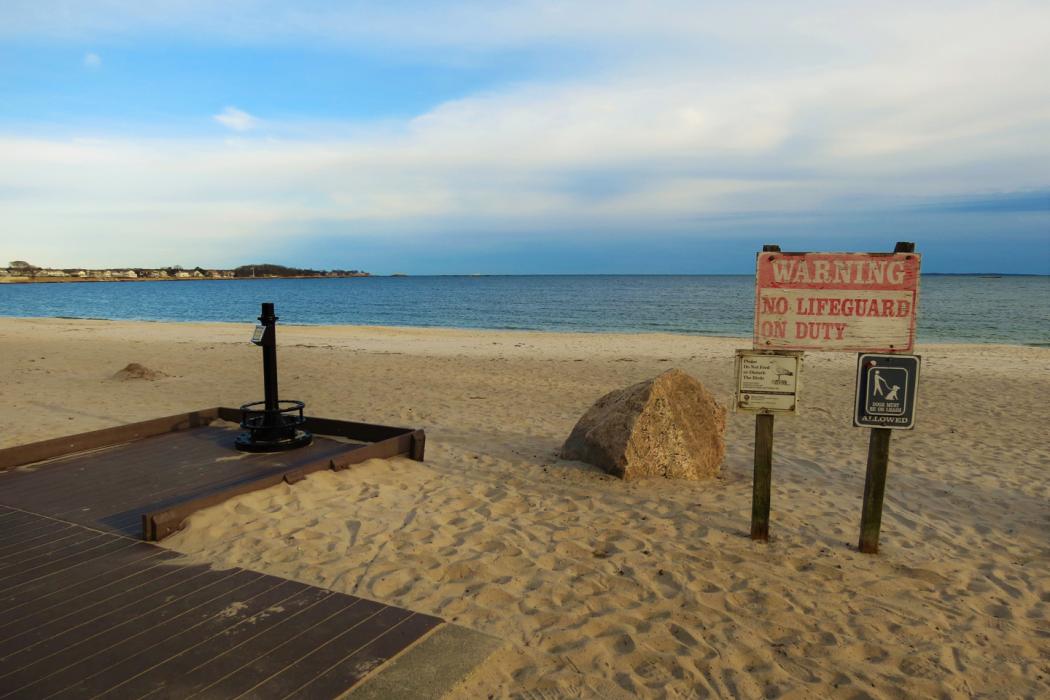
[
  {"xmin": 0, "ymin": 505, "xmax": 64, "ymax": 528},
  {"xmin": 143, "ymin": 470, "xmax": 312, "ymax": 541},
  {"xmin": 89, "ymin": 586, "xmax": 331, "ymax": 699},
  {"xmin": 0, "ymin": 535, "xmax": 131, "ymax": 589},
  {"xmin": 0, "ymin": 527, "xmax": 109, "ymax": 573},
  {"xmin": 330, "ymin": 434, "xmax": 412, "ymax": 471},
  {"xmin": 0, "ymin": 408, "xmax": 221, "ymax": 471},
  {"xmin": 0, "ymin": 517, "xmax": 76, "ymax": 553},
  {"xmin": 0, "ymin": 428, "xmax": 361, "ymax": 539},
  {"xmin": 0, "ymin": 507, "xmax": 39, "ymax": 525},
  {"xmin": 0, "ymin": 550, "xmax": 173, "ymax": 633},
  {"xmin": 285, "ymin": 613, "xmax": 443, "ymax": 699},
  {"xmin": 0, "ymin": 429, "xmax": 259, "ymax": 515},
  {"xmin": 250, "ymin": 605, "xmax": 416, "ymax": 698},
  {"xmin": 410, "ymin": 429, "xmax": 426, "ymax": 461},
  {"xmin": 35, "ymin": 575, "xmax": 293, "ymax": 699},
  {"xmin": 195, "ymin": 598, "xmax": 390, "ymax": 699},
  {"xmin": 0, "ymin": 524, "xmax": 96, "ymax": 565},
  {"xmin": 0, "ymin": 557, "xmax": 210, "ymax": 638},
  {"xmin": 168, "ymin": 594, "xmax": 372, "ymax": 698},
  {"xmin": 0, "ymin": 510, "xmax": 444, "ymax": 699},
  {"xmin": 0, "ymin": 569, "xmax": 261, "ymax": 691},
  {"xmin": 219, "ymin": 406, "xmax": 417, "ymax": 443},
  {"xmin": 0, "ymin": 542, "xmax": 166, "ymax": 605},
  {"xmin": 302, "ymin": 416, "xmax": 414, "ymax": 443},
  {"xmin": 0, "ymin": 515, "xmax": 77, "ymax": 546},
  {"xmin": 57, "ymin": 578, "xmax": 306, "ymax": 698},
  {"xmin": 0, "ymin": 563, "xmax": 222, "ymax": 663},
  {"xmin": 144, "ymin": 433, "xmax": 414, "ymax": 541}
]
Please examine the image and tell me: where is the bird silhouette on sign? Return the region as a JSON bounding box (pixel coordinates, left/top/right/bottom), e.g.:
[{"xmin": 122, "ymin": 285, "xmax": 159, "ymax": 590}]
[{"xmin": 774, "ymin": 366, "xmax": 794, "ymax": 377}]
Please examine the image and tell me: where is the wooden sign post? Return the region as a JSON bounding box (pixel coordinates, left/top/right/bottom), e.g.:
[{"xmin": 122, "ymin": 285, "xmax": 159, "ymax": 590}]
[
  {"xmin": 858, "ymin": 428, "xmax": 892, "ymax": 553},
  {"xmin": 740, "ymin": 244, "xmax": 804, "ymax": 542},
  {"xmin": 748, "ymin": 241, "xmax": 921, "ymax": 552},
  {"xmin": 751, "ymin": 413, "xmax": 774, "ymax": 541},
  {"xmin": 735, "ymin": 348, "xmax": 802, "ymax": 541},
  {"xmin": 854, "ymin": 343, "xmax": 922, "ymax": 553}
]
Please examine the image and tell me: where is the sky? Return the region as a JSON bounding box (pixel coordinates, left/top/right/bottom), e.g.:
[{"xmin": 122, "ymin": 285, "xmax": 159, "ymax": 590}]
[{"xmin": 0, "ymin": 1, "xmax": 1048, "ymax": 274}]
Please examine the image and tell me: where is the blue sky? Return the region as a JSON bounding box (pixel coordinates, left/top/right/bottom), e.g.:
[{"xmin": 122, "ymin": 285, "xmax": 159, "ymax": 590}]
[{"xmin": 1, "ymin": 1, "xmax": 1048, "ymax": 274}]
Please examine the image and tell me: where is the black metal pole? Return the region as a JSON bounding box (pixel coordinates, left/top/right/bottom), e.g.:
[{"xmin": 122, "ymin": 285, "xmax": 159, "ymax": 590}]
[
  {"xmin": 235, "ymin": 302, "xmax": 312, "ymax": 452},
  {"xmin": 259, "ymin": 302, "xmax": 279, "ymax": 419}
]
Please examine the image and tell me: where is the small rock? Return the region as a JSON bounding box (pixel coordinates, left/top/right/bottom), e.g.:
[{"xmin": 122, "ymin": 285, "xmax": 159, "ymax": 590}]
[{"xmin": 112, "ymin": 363, "xmax": 167, "ymax": 381}]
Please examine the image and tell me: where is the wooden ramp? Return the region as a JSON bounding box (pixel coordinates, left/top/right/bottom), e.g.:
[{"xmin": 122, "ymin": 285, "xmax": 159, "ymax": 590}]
[
  {"xmin": 0, "ymin": 411, "xmax": 499, "ymax": 699},
  {"xmin": 0, "ymin": 507, "xmax": 441, "ymax": 699}
]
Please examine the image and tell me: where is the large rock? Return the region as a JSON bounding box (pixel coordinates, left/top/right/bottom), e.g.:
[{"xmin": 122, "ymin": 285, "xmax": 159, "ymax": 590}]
[{"xmin": 561, "ymin": 369, "xmax": 726, "ymax": 481}]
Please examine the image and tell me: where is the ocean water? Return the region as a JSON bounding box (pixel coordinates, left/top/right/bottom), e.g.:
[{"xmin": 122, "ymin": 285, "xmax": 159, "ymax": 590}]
[{"xmin": 0, "ymin": 275, "xmax": 1047, "ymax": 345}]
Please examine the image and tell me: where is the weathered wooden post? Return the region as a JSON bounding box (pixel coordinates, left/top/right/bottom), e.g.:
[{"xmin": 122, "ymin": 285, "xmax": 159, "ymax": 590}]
[
  {"xmin": 741, "ymin": 244, "xmax": 806, "ymax": 542},
  {"xmin": 751, "ymin": 239, "xmax": 920, "ymax": 549},
  {"xmin": 854, "ymin": 241, "xmax": 919, "ymax": 554},
  {"xmin": 858, "ymin": 427, "xmax": 892, "ymax": 552},
  {"xmin": 752, "ymin": 244, "xmax": 780, "ymax": 542},
  {"xmin": 751, "ymin": 412, "xmax": 775, "ymax": 541}
]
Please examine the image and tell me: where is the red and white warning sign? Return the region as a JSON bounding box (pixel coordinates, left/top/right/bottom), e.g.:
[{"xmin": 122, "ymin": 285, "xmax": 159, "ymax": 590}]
[{"xmin": 754, "ymin": 251, "xmax": 920, "ymax": 352}]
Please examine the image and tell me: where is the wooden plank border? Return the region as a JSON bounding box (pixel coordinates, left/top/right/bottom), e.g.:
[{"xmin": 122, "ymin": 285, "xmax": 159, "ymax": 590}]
[
  {"xmin": 0, "ymin": 409, "xmax": 222, "ymax": 471},
  {"xmin": 1, "ymin": 408, "xmax": 423, "ymax": 472},
  {"xmin": 142, "ymin": 428, "xmax": 423, "ymax": 541},
  {"xmin": 1, "ymin": 407, "xmax": 425, "ymax": 542}
]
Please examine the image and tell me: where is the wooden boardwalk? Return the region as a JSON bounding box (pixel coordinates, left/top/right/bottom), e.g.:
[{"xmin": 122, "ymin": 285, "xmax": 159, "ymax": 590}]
[
  {"xmin": 0, "ymin": 423, "xmax": 447, "ymax": 699},
  {"xmin": 0, "ymin": 426, "xmax": 356, "ymax": 538}
]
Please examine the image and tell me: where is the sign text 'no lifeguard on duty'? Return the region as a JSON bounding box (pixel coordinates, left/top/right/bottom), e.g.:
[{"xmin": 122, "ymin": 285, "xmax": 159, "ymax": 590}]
[{"xmin": 754, "ymin": 251, "xmax": 921, "ymax": 352}]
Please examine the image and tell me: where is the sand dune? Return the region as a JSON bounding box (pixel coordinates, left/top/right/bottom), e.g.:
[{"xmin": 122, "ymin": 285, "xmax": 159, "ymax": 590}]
[{"xmin": 2, "ymin": 317, "xmax": 1047, "ymax": 698}]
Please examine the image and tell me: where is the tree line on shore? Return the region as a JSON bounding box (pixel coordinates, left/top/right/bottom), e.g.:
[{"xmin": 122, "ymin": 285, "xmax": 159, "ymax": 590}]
[{"xmin": 2, "ymin": 261, "xmax": 368, "ymax": 280}]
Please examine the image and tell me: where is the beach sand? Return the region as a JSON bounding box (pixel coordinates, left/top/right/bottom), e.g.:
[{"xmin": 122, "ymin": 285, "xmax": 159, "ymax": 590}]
[{"xmin": 2, "ymin": 317, "xmax": 1048, "ymax": 698}]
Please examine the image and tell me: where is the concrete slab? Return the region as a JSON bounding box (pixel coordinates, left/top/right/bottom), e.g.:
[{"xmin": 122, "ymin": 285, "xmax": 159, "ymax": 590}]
[{"xmin": 345, "ymin": 623, "xmax": 502, "ymax": 700}]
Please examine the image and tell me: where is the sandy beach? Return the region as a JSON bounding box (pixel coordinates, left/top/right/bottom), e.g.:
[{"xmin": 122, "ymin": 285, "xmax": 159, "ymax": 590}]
[{"xmin": 1, "ymin": 316, "xmax": 1047, "ymax": 698}]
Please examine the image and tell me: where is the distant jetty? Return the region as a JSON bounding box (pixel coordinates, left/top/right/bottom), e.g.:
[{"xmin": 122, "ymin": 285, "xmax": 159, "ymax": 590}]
[{"xmin": 0, "ymin": 261, "xmax": 369, "ymax": 284}]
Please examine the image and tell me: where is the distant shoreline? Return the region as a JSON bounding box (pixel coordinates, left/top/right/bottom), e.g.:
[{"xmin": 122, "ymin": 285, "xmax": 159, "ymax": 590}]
[
  {"xmin": 0, "ymin": 274, "xmax": 370, "ymax": 285},
  {"xmin": 1, "ymin": 273, "xmax": 1045, "ymax": 284}
]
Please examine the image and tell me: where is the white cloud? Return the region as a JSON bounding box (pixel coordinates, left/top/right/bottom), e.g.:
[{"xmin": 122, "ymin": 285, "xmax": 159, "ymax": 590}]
[
  {"xmin": 82, "ymin": 52, "xmax": 101, "ymax": 68},
  {"xmin": 0, "ymin": 1, "xmax": 1048, "ymax": 266},
  {"xmin": 213, "ymin": 107, "xmax": 258, "ymax": 132}
]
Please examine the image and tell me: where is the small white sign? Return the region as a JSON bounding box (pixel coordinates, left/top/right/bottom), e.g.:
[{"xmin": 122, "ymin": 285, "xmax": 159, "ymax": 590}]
[
  {"xmin": 251, "ymin": 325, "xmax": 266, "ymax": 344},
  {"xmin": 735, "ymin": 350, "xmax": 803, "ymax": 414}
]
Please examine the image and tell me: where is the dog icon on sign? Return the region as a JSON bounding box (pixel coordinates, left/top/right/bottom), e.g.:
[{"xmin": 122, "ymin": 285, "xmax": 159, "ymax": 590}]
[{"xmin": 866, "ymin": 365, "xmax": 908, "ymax": 415}]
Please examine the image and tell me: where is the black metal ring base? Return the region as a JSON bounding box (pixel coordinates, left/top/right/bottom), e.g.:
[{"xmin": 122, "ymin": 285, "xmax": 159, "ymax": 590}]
[
  {"xmin": 235, "ymin": 399, "xmax": 312, "ymax": 453},
  {"xmin": 234, "ymin": 429, "xmax": 313, "ymax": 453}
]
